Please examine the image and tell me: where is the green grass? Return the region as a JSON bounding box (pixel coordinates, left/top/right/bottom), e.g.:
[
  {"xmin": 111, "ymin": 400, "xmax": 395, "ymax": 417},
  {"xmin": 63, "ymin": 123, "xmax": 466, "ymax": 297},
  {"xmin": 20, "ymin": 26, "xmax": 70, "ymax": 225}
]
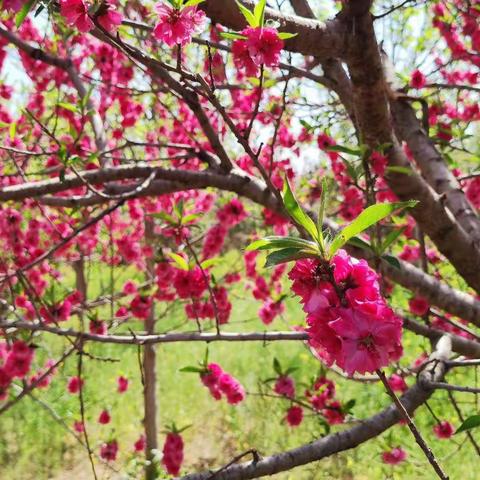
[{"xmin": 0, "ymin": 261, "xmax": 478, "ymax": 479}]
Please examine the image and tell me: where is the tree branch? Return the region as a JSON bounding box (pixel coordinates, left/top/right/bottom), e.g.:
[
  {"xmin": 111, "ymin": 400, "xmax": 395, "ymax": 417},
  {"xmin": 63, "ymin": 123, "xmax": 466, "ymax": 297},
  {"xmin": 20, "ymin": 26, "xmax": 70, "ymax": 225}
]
[{"xmin": 177, "ymin": 344, "xmax": 447, "ymax": 479}]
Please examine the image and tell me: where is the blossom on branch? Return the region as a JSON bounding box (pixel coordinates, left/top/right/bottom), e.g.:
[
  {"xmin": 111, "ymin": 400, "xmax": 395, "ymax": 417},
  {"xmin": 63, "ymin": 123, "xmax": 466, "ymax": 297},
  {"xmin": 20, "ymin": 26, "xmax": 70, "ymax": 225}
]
[{"xmin": 153, "ymin": 3, "xmax": 205, "ymax": 47}]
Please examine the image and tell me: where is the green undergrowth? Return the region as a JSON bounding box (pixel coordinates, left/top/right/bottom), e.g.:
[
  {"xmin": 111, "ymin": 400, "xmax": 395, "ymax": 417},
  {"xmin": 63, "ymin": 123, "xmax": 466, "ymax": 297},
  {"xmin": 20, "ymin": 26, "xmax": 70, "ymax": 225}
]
[{"xmin": 0, "ymin": 259, "xmax": 478, "ymax": 479}]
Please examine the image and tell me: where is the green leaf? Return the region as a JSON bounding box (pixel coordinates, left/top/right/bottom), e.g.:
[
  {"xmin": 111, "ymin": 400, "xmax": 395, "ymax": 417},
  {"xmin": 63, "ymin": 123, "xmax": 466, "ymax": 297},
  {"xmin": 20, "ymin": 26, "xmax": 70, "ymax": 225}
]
[
  {"xmin": 220, "ymin": 31, "xmax": 248, "ymax": 40},
  {"xmin": 282, "ymin": 179, "xmax": 319, "ymax": 242},
  {"xmin": 277, "ymin": 32, "xmax": 298, "ymax": 40},
  {"xmin": 9, "ymin": 122, "xmax": 16, "ymax": 141},
  {"xmin": 254, "ymin": 0, "xmax": 267, "ymax": 27},
  {"xmin": 329, "ymin": 201, "xmax": 418, "ymax": 257},
  {"xmin": 179, "ymin": 366, "xmax": 205, "ymax": 373},
  {"xmin": 183, "ymin": 0, "xmax": 204, "ymax": 7},
  {"xmin": 200, "ymin": 258, "xmax": 221, "ymax": 269},
  {"xmin": 264, "ymin": 248, "xmax": 315, "ymax": 268},
  {"xmin": 246, "ymin": 236, "xmax": 319, "ymax": 252},
  {"xmin": 58, "ymin": 102, "xmax": 78, "ymax": 113},
  {"xmin": 382, "ymin": 254, "xmax": 401, "ymax": 270},
  {"xmin": 0, "ymin": 121, "xmax": 9, "ymax": 128},
  {"xmin": 347, "ymin": 236, "xmax": 373, "ymax": 251},
  {"xmin": 273, "ymin": 358, "xmax": 282, "ymax": 376},
  {"xmin": 326, "ymin": 145, "xmax": 362, "ymax": 156},
  {"xmin": 342, "ymin": 399, "xmax": 356, "ymax": 414},
  {"xmin": 173, "ymin": 199, "xmax": 184, "ymax": 219},
  {"xmin": 317, "ymin": 178, "xmax": 332, "ymax": 254},
  {"xmin": 15, "ymin": 0, "xmax": 35, "ymax": 28},
  {"xmin": 181, "ymin": 213, "xmax": 201, "ymax": 225},
  {"xmin": 456, "ymin": 415, "xmax": 480, "ymax": 434},
  {"xmin": 380, "ymin": 227, "xmax": 406, "ymax": 254},
  {"xmin": 149, "ymin": 211, "xmax": 177, "ymax": 225},
  {"xmin": 167, "ymin": 252, "xmax": 189, "ymax": 271},
  {"xmin": 385, "ymin": 166, "xmax": 413, "ymax": 175},
  {"xmin": 235, "ymin": 1, "xmax": 257, "ymax": 26}
]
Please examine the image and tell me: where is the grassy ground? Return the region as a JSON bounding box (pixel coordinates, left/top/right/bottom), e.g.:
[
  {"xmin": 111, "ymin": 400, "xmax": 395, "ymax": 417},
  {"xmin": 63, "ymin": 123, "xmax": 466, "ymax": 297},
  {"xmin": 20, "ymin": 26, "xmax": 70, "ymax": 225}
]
[{"xmin": 0, "ymin": 260, "xmax": 478, "ymax": 479}]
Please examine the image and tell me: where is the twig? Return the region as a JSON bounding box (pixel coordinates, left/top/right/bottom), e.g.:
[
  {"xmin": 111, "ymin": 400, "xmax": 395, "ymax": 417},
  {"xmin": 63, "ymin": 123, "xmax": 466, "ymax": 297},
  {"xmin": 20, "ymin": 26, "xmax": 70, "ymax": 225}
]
[{"xmin": 377, "ymin": 370, "xmax": 448, "ymax": 480}]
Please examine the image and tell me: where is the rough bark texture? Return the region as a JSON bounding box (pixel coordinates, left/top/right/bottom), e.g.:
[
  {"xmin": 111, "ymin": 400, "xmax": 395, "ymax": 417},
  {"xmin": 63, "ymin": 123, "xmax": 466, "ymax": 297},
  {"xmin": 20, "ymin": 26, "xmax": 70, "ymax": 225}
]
[
  {"xmin": 339, "ymin": 6, "xmax": 480, "ymax": 294},
  {"xmin": 392, "ymin": 100, "xmax": 480, "ymax": 249}
]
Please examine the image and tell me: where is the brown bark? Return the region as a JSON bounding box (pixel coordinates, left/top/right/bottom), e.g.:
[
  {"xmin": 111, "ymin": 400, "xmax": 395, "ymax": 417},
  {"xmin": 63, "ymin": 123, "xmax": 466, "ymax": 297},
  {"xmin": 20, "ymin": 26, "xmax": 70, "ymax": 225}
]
[{"xmin": 339, "ymin": 5, "xmax": 480, "ymax": 294}]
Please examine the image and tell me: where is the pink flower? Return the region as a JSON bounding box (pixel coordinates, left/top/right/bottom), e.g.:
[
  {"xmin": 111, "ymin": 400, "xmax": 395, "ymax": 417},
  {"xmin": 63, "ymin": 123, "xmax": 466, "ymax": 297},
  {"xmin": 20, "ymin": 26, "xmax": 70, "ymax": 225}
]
[
  {"xmin": 232, "ymin": 39, "xmax": 258, "ymax": 76},
  {"xmin": 310, "ymin": 376, "xmax": 336, "ymax": 410},
  {"xmin": 123, "ymin": 280, "xmax": 138, "ymax": 295},
  {"xmin": 129, "ymin": 294, "xmax": 152, "ymax": 320},
  {"xmin": 274, "ymin": 375, "xmax": 295, "ymax": 398},
  {"xmin": 322, "ymin": 401, "xmax": 345, "ymax": 425},
  {"xmin": 67, "ymin": 376, "xmax": 84, "ymax": 394},
  {"xmin": 162, "ymin": 432, "xmax": 184, "ymax": 475},
  {"xmin": 285, "ymin": 406, "xmax": 303, "ymax": 427},
  {"xmin": 370, "ymin": 151, "xmax": 387, "ymax": 176},
  {"xmin": 73, "ymin": 420, "xmax": 84, "ymax": 433},
  {"xmin": 134, "ymin": 434, "xmax": 146, "ymax": 452},
  {"xmin": 3, "ymin": 0, "xmax": 23, "ymax": 12},
  {"xmin": 117, "ymin": 375, "xmax": 129, "ymax": 393},
  {"xmin": 466, "ymin": 177, "xmax": 480, "ymax": 209},
  {"xmin": 382, "ymin": 447, "xmax": 407, "ymax": 465},
  {"xmin": 96, "ymin": 1, "xmax": 123, "ymax": 33},
  {"xmin": 60, "ymin": 0, "xmax": 94, "ymax": 32},
  {"xmin": 173, "ymin": 267, "xmax": 208, "ymax": 299},
  {"xmin": 259, "ymin": 299, "xmax": 284, "ymax": 325},
  {"xmin": 408, "ymin": 296, "xmax": 430, "ymax": 316},
  {"xmin": 232, "ymin": 27, "xmax": 283, "ymax": 74},
  {"xmin": 245, "ymin": 27, "xmax": 283, "ymax": 67},
  {"xmin": 4, "ymin": 341, "xmax": 34, "ymax": 378},
  {"xmin": 100, "ymin": 439, "xmax": 118, "ymax": 461},
  {"xmin": 332, "ymin": 250, "xmax": 382, "ymax": 305},
  {"xmin": 328, "ymin": 305, "xmax": 403, "ymax": 376},
  {"xmin": 89, "ymin": 320, "xmax": 107, "ymax": 335},
  {"xmin": 153, "ymin": 3, "xmax": 205, "ymax": 47},
  {"xmin": 388, "ymin": 373, "xmax": 408, "ymax": 393},
  {"xmin": 218, "ymin": 372, "xmax": 245, "ymax": 405},
  {"xmin": 410, "ymin": 69, "xmax": 427, "ymax": 88},
  {"xmin": 317, "ymin": 132, "xmax": 336, "ymax": 150},
  {"xmin": 217, "ymin": 199, "xmax": 247, "ymax": 227},
  {"xmin": 98, "ymin": 409, "xmax": 111, "ymax": 425},
  {"xmin": 433, "ymin": 421, "xmax": 454, "ymax": 439},
  {"xmin": 202, "ymin": 223, "xmax": 227, "ymax": 259}
]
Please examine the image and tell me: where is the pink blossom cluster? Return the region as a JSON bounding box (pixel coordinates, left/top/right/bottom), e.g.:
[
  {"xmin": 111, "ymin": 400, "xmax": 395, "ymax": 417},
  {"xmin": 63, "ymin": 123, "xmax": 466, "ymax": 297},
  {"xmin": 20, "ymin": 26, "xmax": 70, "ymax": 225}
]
[
  {"xmin": 0, "ymin": 340, "xmax": 34, "ymax": 399},
  {"xmin": 100, "ymin": 439, "xmax": 118, "ymax": 461},
  {"xmin": 173, "ymin": 266, "xmax": 208, "ymax": 299},
  {"xmin": 307, "ymin": 376, "xmax": 345, "ymax": 425},
  {"xmin": 259, "ymin": 298, "xmax": 285, "ymax": 325},
  {"xmin": 289, "ymin": 250, "xmax": 403, "ymax": 375},
  {"xmin": 153, "ymin": 3, "xmax": 205, "ymax": 47},
  {"xmin": 60, "ymin": 0, "xmax": 122, "ymax": 33},
  {"xmin": 133, "ymin": 434, "xmax": 146, "ymax": 453},
  {"xmin": 433, "ymin": 420, "xmax": 454, "ymax": 439},
  {"xmin": 162, "ymin": 432, "xmax": 184, "ymax": 475},
  {"xmin": 382, "ymin": 447, "xmax": 407, "ymax": 465},
  {"xmin": 200, "ymin": 363, "xmax": 245, "ymax": 405},
  {"xmin": 274, "ymin": 375, "xmax": 295, "ymax": 398},
  {"xmin": 232, "ymin": 27, "xmax": 284, "ymax": 76},
  {"xmin": 29, "ymin": 359, "xmax": 57, "ymax": 389},
  {"xmin": 387, "ymin": 373, "xmax": 408, "ymax": 393},
  {"xmin": 202, "ymin": 199, "xmax": 247, "ymax": 259},
  {"xmin": 67, "ymin": 375, "xmax": 84, "ymax": 394},
  {"xmin": 98, "ymin": 409, "xmax": 111, "ymax": 425},
  {"xmin": 285, "ymin": 405, "xmax": 303, "ymax": 426}
]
